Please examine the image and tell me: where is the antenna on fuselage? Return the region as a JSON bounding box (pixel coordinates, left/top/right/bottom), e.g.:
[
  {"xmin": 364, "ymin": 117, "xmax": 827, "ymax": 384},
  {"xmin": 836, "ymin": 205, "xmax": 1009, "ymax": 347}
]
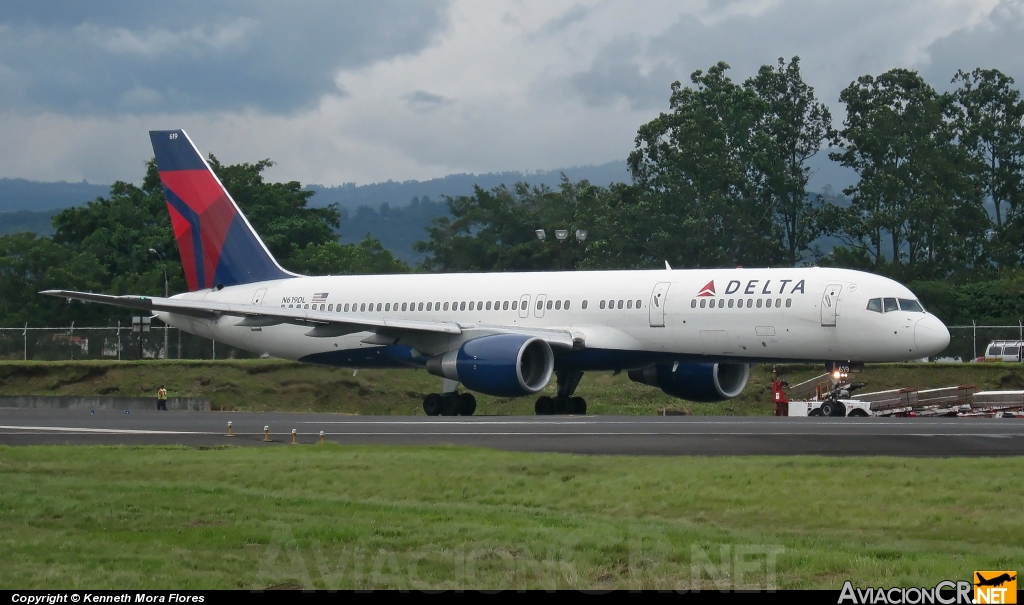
[{"xmin": 665, "ymin": 261, "xmax": 672, "ymax": 270}]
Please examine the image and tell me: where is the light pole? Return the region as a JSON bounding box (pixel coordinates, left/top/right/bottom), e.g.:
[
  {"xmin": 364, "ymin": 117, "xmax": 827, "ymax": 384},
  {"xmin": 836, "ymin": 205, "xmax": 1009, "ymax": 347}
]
[
  {"xmin": 535, "ymin": 228, "xmax": 587, "ymax": 270},
  {"xmin": 148, "ymin": 248, "xmax": 169, "ymax": 359}
]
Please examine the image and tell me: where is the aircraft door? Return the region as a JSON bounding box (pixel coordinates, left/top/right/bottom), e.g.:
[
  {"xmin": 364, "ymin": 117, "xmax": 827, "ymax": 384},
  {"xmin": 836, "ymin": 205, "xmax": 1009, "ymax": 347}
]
[
  {"xmin": 518, "ymin": 295, "xmax": 531, "ymax": 319},
  {"xmin": 251, "ymin": 288, "xmax": 267, "ymax": 306},
  {"xmin": 821, "ymin": 284, "xmax": 842, "ymax": 327},
  {"xmin": 649, "ymin": 282, "xmax": 671, "ymax": 327},
  {"xmin": 535, "ymin": 294, "xmax": 547, "ymax": 318}
]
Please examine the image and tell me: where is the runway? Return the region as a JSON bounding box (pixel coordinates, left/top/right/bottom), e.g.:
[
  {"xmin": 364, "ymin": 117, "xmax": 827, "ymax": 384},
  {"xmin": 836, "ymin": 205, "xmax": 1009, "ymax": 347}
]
[{"xmin": 2, "ymin": 408, "xmax": 1023, "ymax": 455}]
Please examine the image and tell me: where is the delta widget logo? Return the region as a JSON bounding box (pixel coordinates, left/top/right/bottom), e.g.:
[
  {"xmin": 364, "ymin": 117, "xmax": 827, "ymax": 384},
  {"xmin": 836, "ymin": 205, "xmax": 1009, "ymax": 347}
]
[{"xmin": 697, "ymin": 281, "xmax": 716, "ymax": 297}]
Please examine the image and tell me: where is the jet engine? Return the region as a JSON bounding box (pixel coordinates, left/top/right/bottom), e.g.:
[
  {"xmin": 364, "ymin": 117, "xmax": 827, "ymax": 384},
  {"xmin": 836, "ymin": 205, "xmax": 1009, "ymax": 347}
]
[
  {"xmin": 628, "ymin": 362, "xmax": 749, "ymax": 402},
  {"xmin": 425, "ymin": 334, "xmax": 554, "ymax": 397}
]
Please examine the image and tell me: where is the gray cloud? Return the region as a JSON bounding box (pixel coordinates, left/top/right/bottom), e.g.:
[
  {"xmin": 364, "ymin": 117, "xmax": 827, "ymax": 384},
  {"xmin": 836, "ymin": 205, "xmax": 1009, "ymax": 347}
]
[
  {"xmin": 919, "ymin": 3, "xmax": 1024, "ymax": 92},
  {"xmin": 530, "ymin": 4, "xmax": 591, "ymax": 38},
  {"xmin": 567, "ymin": 0, "xmax": 1009, "ymax": 117},
  {"xmin": 403, "ymin": 90, "xmax": 453, "ymax": 111},
  {"xmin": 570, "ymin": 36, "xmax": 678, "ymax": 110},
  {"xmin": 0, "ymin": 1, "xmax": 451, "ymax": 115},
  {"xmin": 2, "ymin": 1, "xmax": 1022, "ymax": 187}
]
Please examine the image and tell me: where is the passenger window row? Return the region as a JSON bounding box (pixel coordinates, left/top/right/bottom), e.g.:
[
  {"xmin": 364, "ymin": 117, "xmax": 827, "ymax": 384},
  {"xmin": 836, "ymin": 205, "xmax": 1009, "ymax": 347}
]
[
  {"xmin": 865, "ymin": 298, "xmax": 925, "ymax": 313},
  {"xmin": 691, "ymin": 298, "xmax": 792, "ymax": 309},
  {"xmin": 281, "ymin": 299, "xmax": 584, "ymax": 313},
  {"xmin": 536, "ymin": 299, "xmax": 572, "ymax": 311},
  {"xmin": 599, "ymin": 299, "xmax": 643, "ymax": 310}
]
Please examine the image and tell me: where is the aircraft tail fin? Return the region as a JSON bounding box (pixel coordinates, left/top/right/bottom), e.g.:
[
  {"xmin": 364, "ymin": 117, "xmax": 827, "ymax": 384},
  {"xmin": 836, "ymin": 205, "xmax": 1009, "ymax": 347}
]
[{"xmin": 149, "ymin": 129, "xmax": 295, "ymax": 292}]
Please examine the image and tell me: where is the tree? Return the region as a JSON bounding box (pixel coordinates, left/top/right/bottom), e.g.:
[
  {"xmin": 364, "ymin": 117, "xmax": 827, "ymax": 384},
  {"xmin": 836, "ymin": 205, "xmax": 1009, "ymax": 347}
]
[
  {"xmin": 828, "ymin": 69, "xmax": 988, "ymax": 279},
  {"xmin": 745, "ymin": 57, "xmax": 836, "ymax": 266},
  {"xmin": 416, "ymin": 178, "xmax": 596, "ymax": 272},
  {"xmin": 0, "ymin": 233, "xmax": 107, "ymax": 328},
  {"xmin": 952, "ymin": 68, "xmax": 1024, "ymax": 267},
  {"xmin": 627, "ymin": 61, "xmax": 779, "ymax": 268},
  {"xmin": 952, "ymin": 68, "xmax": 1024, "ymax": 230},
  {"xmin": 290, "ymin": 237, "xmax": 409, "ymax": 275}
]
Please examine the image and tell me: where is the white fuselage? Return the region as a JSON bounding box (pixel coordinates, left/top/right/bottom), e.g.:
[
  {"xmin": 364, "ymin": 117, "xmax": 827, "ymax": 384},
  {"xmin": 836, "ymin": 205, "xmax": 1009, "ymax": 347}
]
[{"xmin": 156, "ymin": 266, "xmax": 950, "ymax": 369}]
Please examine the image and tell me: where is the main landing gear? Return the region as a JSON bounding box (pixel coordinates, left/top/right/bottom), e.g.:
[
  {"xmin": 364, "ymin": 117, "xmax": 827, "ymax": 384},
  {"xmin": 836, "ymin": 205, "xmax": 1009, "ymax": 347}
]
[
  {"xmin": 422, "ymin": 391, "xmax": 477, "ymax": 416},
  {"xmin": 535, "ymin": 370, "xmax": 587, "ymax": 415}
]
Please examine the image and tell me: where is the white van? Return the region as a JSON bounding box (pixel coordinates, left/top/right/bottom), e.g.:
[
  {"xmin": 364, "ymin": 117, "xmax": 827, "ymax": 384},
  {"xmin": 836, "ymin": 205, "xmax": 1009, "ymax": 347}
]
[{"xmin": 984, "ymin": 340, "xmax": 1023, "ymax": 362}]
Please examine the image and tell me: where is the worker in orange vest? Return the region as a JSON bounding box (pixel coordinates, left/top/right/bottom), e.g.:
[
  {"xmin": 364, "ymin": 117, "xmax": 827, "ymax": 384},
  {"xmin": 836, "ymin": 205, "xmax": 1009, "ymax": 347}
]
[{"xmin": 157, "ymin": 385, "xmax": 167, "ymax": 411}]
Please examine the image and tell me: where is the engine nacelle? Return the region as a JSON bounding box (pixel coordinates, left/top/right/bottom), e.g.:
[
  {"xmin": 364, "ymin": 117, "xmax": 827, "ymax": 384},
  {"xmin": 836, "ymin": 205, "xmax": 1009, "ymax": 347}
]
[
  {"xmin": 425, "ymin": 334, "xmax": 554, "ymax": 397},
  {"xmin": 628, "ymin": 362, "xmax": 749, "ymax": 402}
]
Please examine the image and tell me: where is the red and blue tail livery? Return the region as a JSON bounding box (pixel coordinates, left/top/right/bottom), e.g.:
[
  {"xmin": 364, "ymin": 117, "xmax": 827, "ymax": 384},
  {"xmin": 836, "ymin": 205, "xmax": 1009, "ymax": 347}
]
[{"xmin": 149, "ymin": 129, "xmax": 293, "ymax": 291}]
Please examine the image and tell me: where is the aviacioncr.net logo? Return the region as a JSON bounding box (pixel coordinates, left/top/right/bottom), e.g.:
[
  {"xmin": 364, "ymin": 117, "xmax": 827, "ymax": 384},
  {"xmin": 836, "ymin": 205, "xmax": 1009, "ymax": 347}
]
[{"xmin": 838, "ymin": 581, "xmax": 973, "ymax": 604}]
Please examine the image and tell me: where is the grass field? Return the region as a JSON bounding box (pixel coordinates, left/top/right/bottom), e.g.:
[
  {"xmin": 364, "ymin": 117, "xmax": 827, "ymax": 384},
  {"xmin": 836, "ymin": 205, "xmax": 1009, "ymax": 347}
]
[
  {"xmin": 0, "ymin": 445, "xmax": 1020, "ymax": 590},
  {"xmin": 2, "ymin": 359, "xmax": 1024, "ymax": 415}
]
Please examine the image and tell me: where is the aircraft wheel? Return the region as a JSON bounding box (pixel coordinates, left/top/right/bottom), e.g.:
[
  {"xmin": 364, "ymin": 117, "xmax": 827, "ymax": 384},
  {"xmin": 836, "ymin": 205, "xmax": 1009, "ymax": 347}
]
[
  {"xmin": 441, "ymin": 392, "xmax": 461, "ymax": 416},
  {"xmin": 552, "ymin": 397, "xmax": 568, "ymax": 415},
  {"xmin": 820, "ymin": 401, "xmax": 836, "ymax": 417},
  {"xmin": 535, "ymin": 396, "xmax": 554, "ymax": 415},
  {"xmin": 423, "ymin": 393, "xmax": 442, "ymax": 416},
  {"xmin": 833, "ymin": 401, "xmax": 847, "ymax": 417},
  {"xmin": 458, "ymin": 392, "xmax": 477, "ymax": 416},
  {"xmin": 569, "ymin": 396, "xmax": 587, "ymax": 415},
  {"xmin": 847, "ymin": 409, "xmax": 869, "ymax": 417},
  {"xmin": 808, "ymin": 409, "xmax": 823, "ymax": 417}
]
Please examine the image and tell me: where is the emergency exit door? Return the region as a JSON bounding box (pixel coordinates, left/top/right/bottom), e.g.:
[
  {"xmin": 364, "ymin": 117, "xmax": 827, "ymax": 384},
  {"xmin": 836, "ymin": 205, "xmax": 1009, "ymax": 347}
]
[
  {"xmin": 821, "ymin": 284, "xmax": 842, "ymax": 327},
  {"xmin": 649, "ymin": 282, "xmax": 671, "ymax": 327},
  {"xmin": 518, "ymin": 295, "xmax": 531, "ymax": 319}
]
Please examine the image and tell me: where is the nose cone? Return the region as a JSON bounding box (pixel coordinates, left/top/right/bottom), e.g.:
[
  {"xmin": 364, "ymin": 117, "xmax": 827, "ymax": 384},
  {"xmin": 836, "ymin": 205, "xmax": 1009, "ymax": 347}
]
[{"xmin": 915, "ymin": 315, "xmax": 950, "ymax": 357}]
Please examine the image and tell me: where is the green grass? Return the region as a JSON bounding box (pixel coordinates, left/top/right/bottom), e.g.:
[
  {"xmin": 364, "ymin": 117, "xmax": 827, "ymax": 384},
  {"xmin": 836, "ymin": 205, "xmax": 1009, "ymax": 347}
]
[
  {"xmin": 0, "ymin": 445, "xmax": 1020, "ymax": 589},
  {"xmin": 2, "ymin": 359, "xmax": 1023, "ymax": 415}
]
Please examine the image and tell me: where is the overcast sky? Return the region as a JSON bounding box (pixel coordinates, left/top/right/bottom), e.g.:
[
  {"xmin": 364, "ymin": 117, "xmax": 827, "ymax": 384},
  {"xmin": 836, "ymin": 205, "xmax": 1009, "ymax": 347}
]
[{"xmin": 1, "ymin": 0, "xmax": 1022, "ymax": 187}]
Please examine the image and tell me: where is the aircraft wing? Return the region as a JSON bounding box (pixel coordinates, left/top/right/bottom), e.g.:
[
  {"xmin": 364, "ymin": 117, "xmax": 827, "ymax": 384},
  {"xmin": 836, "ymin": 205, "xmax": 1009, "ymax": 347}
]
[{"xmin": 40, "ymin": 290, "xmax": 577, "ymax": 350}]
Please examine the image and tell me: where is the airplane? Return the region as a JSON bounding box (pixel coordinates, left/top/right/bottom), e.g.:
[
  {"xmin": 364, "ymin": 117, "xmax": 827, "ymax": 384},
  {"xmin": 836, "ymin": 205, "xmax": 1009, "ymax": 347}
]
[
  {"xmin": 976, "ymin": 572, "xmax": 1016, "ymax": 587},
  {"xmin": 42, "ymin": 130, "xmax": 951, "ymax": 416}
]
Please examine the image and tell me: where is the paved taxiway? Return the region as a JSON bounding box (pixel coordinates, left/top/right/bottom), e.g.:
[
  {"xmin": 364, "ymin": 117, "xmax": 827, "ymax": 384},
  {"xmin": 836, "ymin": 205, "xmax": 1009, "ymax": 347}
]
[{"xmin": 1, "ymin": 408, "xmax": 1022, "ymax": 455}]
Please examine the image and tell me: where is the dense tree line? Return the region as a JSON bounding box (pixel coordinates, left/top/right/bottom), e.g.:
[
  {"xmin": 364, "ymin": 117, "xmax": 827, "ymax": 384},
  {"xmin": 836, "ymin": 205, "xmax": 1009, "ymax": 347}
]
[
  {"xmin": 418, "ymin": 59, "xmax": 1024, "ymax": 327},
  {"xmin": 0, "ymin": 158, "xmax": 407, "ymax": 329}
]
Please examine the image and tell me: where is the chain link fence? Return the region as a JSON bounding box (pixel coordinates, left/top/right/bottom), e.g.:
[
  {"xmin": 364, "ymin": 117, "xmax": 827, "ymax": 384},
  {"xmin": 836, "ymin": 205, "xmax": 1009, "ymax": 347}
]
[
  {"xmin": 947, "ymin": 323, "xmax": 1024, "ymax": 362},
  {"xmin": 0, "ymin": 321, "xmax": 256, "ymax": 361}
]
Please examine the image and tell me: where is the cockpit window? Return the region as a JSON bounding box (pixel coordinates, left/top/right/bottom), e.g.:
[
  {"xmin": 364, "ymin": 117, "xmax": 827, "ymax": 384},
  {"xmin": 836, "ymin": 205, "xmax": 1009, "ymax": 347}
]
[
  {"xmin": 898, "ymin": 298, "xmax": 924, "ymax": 312},
  {"xmin": 868, "ymin": 297, "xmax": 926, "ymax": 313}
]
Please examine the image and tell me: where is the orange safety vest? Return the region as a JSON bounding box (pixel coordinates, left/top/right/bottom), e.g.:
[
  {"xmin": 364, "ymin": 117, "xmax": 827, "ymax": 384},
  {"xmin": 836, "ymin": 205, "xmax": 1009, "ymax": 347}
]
[{"xmin": 157, "ymin": 388, "xmax": 167, "ymax": 400}]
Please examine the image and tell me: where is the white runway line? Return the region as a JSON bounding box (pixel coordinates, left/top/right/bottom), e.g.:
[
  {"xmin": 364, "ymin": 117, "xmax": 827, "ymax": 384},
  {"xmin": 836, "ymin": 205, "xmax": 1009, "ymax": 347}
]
[
  {"xmin": 293, "ymin": 419, "xmax": 1022, "ymax": 428},
  {"xmin": 0, "ymin": 425, "xmax": 215, "ymax": 435},
  {"xmin": 1, "ymin": 425, "xmax": 1020, "ymax": 439},
  {"xmin": 309, "ymin": 431, "xmax": 1024, "ymax": 437}
]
